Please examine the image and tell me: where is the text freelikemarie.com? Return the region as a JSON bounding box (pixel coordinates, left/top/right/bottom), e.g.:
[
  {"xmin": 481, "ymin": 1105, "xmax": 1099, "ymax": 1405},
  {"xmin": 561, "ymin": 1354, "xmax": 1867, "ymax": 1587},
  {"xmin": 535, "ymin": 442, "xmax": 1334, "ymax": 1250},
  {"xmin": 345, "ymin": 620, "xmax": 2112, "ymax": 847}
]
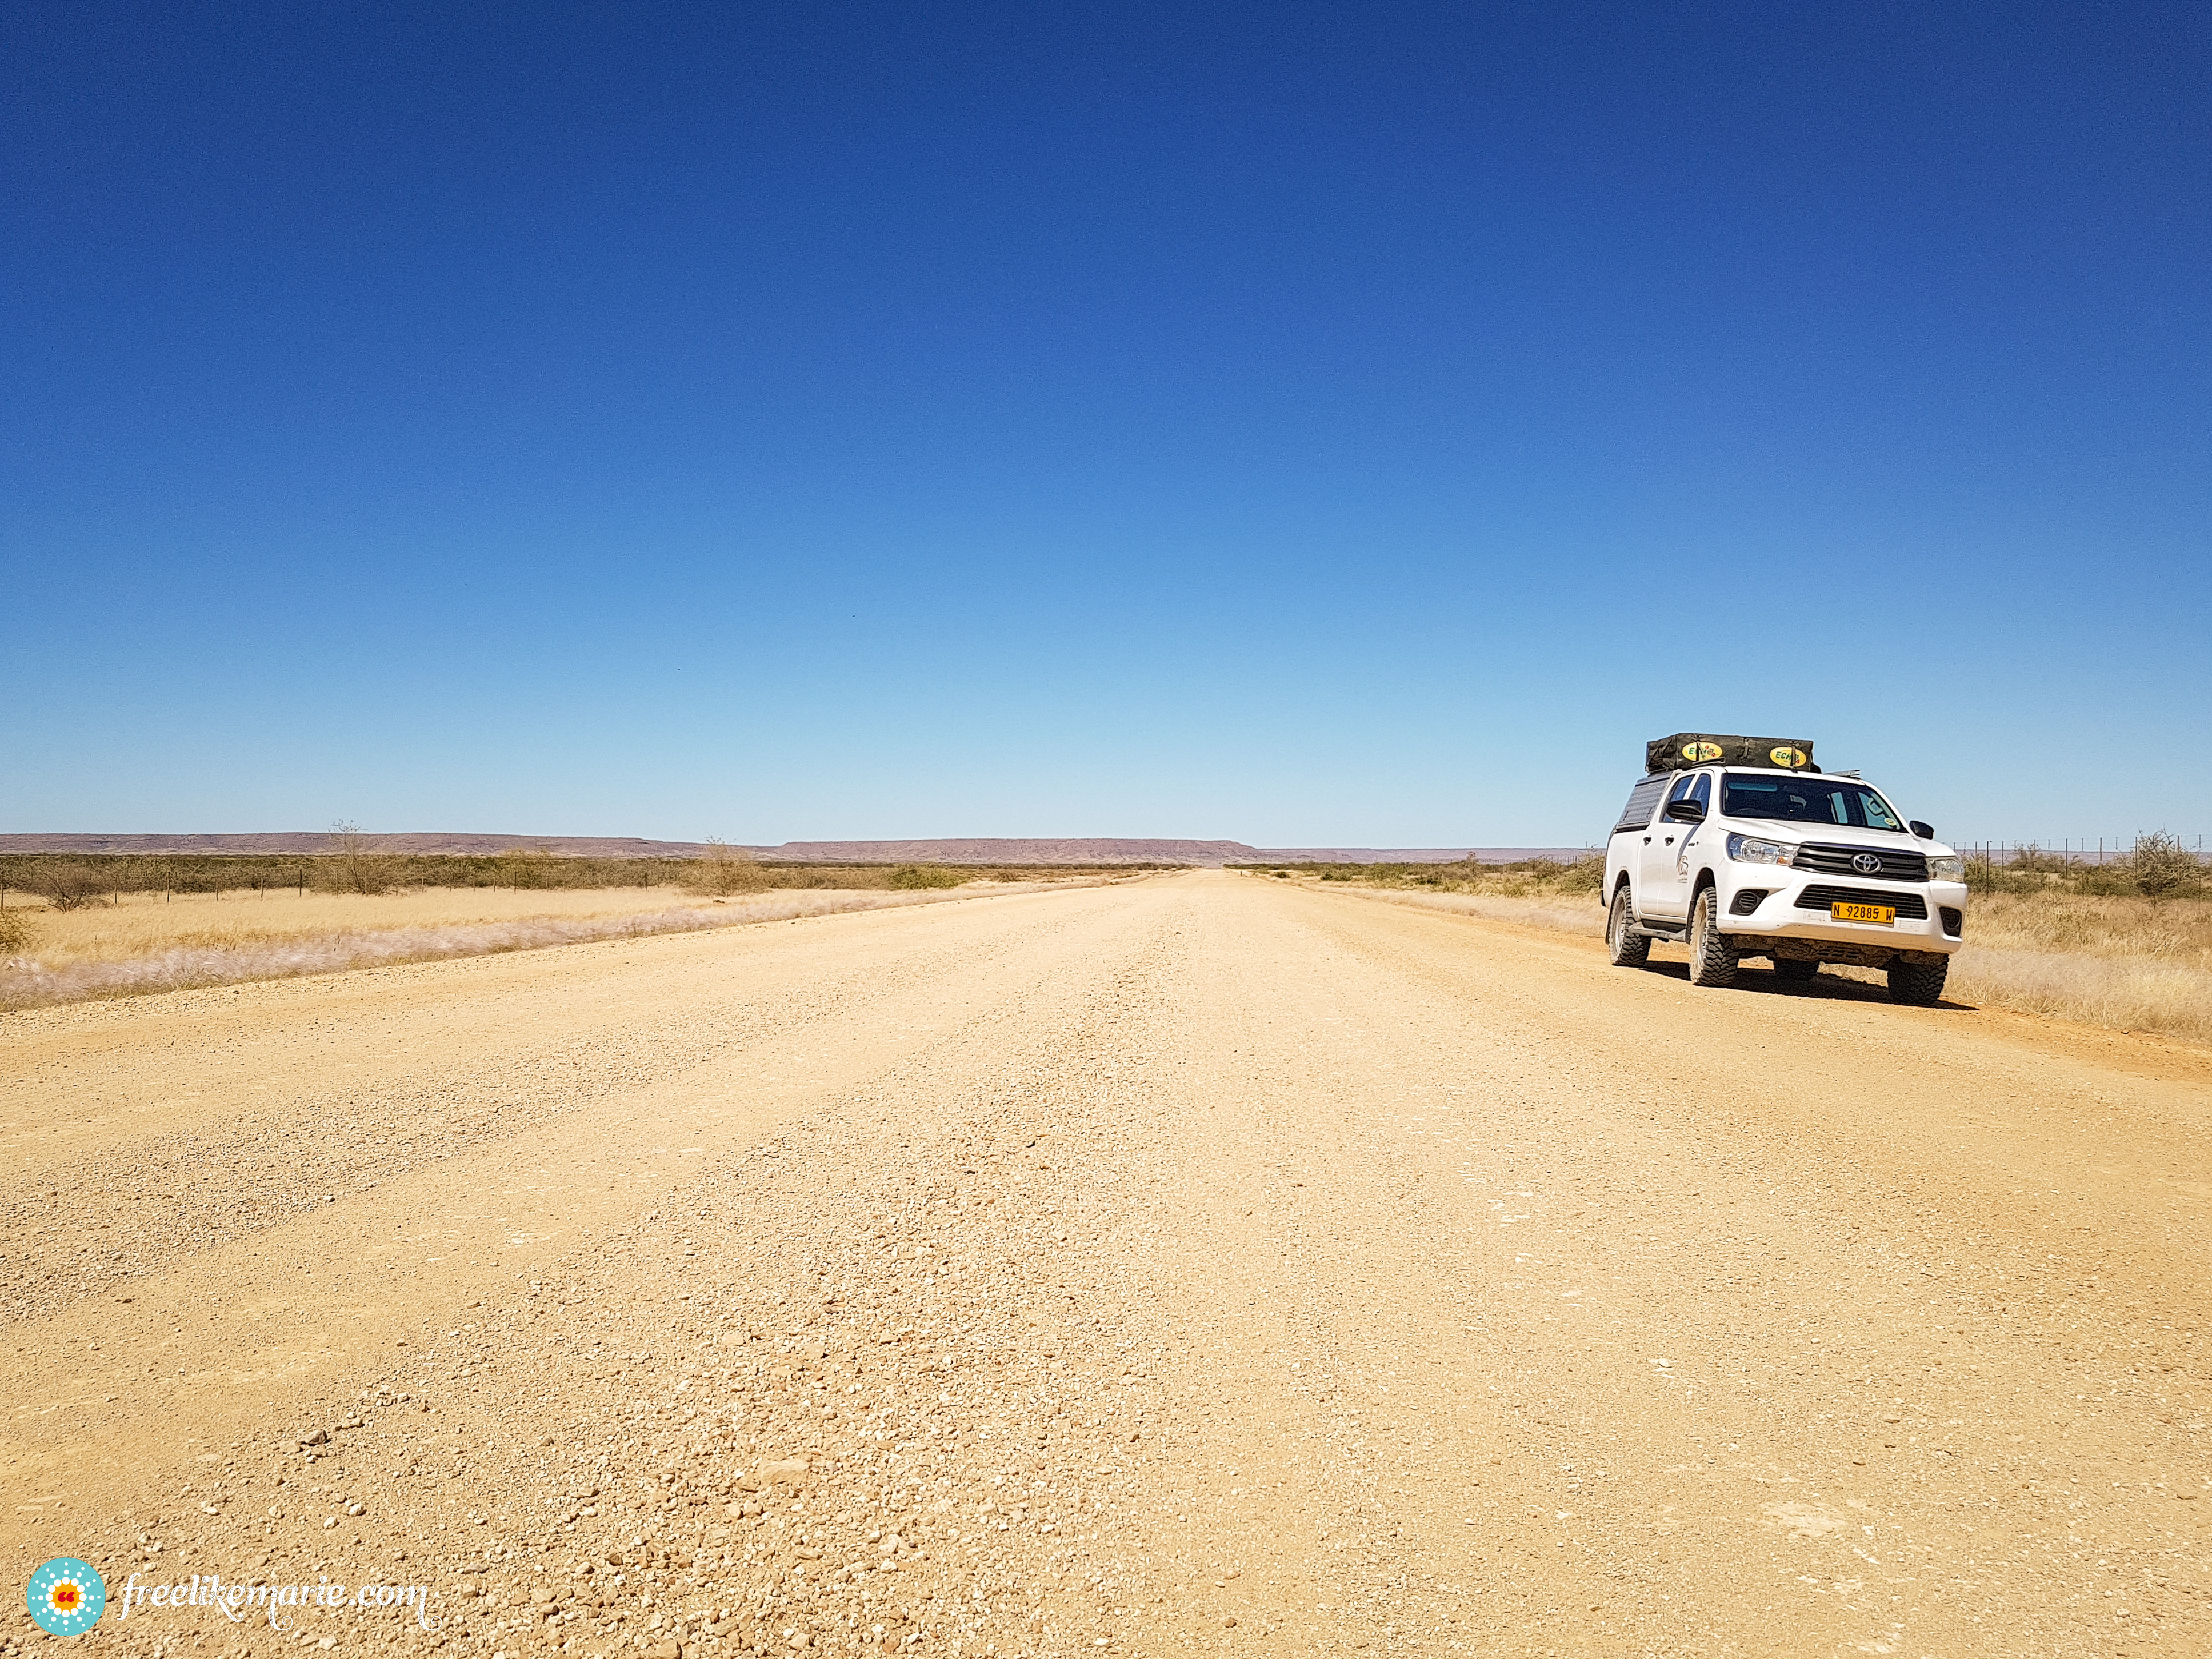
[{"xmin": 114, "ymin": 1571, "xmax": 437, "ymax": 1632}]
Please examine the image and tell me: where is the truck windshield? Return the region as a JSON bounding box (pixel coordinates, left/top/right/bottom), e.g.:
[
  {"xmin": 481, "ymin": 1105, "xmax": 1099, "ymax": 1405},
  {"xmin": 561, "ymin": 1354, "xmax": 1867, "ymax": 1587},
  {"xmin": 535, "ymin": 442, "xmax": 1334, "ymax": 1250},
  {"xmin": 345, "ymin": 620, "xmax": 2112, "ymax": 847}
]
[{"xmin": 1723, "ymin": 773, "xmax": 1905, "ymax": 830}]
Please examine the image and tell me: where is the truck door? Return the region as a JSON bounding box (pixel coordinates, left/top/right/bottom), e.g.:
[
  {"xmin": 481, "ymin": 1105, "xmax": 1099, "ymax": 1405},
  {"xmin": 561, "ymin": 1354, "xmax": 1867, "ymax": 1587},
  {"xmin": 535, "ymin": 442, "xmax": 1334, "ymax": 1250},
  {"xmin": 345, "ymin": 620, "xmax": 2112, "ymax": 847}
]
[{"xmin": 1638, "ymin": 772, "xmax": 1707, "ymax": 920}]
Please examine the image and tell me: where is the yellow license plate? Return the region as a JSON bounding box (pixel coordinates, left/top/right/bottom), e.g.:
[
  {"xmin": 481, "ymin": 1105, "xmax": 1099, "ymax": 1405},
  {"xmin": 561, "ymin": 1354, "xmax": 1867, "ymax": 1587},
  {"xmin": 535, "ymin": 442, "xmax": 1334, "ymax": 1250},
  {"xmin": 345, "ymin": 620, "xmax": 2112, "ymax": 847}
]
[{"xmin": 1831, "ymin": 901, "xmax": 1895, "ymax": 925}]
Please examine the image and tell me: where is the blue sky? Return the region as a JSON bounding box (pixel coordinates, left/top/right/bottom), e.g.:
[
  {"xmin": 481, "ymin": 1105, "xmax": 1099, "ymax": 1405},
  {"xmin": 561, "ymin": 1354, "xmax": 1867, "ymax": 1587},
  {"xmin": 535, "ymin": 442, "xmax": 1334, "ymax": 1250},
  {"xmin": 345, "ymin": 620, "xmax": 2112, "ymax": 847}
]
[{"xmin": 6, "ymin": 1, "xmax": 2207, "ymax": 848}]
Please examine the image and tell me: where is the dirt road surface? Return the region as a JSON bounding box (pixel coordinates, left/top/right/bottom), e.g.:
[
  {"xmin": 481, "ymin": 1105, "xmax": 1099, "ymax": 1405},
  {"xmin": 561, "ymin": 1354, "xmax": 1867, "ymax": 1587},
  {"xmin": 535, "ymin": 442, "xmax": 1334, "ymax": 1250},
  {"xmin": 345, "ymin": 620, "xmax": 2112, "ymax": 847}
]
[{"xmin": 6, "ymin": 871, "xmax": 2208, "ymax": 1658}]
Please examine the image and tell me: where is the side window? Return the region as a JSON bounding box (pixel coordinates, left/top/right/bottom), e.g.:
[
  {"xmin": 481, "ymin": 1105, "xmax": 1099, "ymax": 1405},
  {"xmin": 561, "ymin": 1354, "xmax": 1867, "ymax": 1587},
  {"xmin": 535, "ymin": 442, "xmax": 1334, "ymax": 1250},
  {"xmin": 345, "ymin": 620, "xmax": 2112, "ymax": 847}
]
[
  {"xmin": 1665, "ymin": 774, "xmax": 1699, "ymax": 811},
  {"xmin": 1687, "ymin": 774, "xmax": 1711, "ymax": 814},
  {"xmin": 1613, "ymin": 778, "xmax": 1666, "ymax": 833}
]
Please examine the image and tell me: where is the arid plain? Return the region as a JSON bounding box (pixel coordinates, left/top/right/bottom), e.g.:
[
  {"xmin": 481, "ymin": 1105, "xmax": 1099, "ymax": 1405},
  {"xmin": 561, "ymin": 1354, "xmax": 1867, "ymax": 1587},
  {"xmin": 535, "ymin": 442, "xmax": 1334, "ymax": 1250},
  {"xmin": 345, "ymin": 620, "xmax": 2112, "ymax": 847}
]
[{"xmin": 5, "ymin": 870, "xmax": 2209, "ymax": 1658}]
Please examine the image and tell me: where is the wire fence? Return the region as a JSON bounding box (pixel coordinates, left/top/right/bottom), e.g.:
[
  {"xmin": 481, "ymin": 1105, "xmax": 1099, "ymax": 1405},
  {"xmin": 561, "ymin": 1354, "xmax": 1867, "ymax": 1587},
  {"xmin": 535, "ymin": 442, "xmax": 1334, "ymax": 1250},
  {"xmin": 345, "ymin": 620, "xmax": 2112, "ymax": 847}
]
[{"xmin": 1958, "ymin": 837, "xmax": 2205, "ymax": 866}]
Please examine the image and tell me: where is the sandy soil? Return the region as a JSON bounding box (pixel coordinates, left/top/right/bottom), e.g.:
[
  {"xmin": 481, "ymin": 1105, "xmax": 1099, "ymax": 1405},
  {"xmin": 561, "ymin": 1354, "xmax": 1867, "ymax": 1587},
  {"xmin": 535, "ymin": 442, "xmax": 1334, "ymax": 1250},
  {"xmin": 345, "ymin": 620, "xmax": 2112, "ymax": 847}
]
[{"xmin": 4, "ymin": 870, "xmax": 2208, "ymax": 1658}]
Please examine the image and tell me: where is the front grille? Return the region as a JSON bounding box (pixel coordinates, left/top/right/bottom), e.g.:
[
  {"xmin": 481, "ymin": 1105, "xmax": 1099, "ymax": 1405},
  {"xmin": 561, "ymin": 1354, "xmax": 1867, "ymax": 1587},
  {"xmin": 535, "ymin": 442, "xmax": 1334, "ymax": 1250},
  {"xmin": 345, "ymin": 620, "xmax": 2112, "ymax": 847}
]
[
  {"xmin": 1941, "ymin": 906, "xmax": 1963, "ymax": 937},
  {"xmin": 1729, "ymin": 889, "xmax": 1770, "ymax": 915},
  {"xmin": 1794, "ymin": 842, "xmax": 1930, "ymax": 881},
  {"xmin": 1795, "ymin": 884, "xmax": 1930, "ymax": 920}
]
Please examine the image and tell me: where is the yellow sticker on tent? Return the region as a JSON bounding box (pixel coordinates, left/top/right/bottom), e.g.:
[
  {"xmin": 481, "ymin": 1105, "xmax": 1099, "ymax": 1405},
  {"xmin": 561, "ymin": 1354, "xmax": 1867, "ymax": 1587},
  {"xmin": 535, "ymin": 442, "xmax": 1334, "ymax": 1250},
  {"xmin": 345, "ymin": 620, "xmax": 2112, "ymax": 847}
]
[
  {"xmin": 1681, "ymin": 741, "xmax": 1723, "ymax": 762},
  {"xmin": 1769, "ymin": 746, "xmax": 1807, "ymax": 767}
]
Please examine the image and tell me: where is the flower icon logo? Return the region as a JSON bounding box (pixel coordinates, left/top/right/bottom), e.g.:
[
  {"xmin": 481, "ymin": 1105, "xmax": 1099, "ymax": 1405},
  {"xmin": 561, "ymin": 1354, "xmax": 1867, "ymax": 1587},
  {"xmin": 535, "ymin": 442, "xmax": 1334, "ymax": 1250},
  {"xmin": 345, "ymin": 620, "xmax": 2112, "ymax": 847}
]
[{"xmin": 27, "ymin": 1558, "xmax": 106, "ymax": 1636}]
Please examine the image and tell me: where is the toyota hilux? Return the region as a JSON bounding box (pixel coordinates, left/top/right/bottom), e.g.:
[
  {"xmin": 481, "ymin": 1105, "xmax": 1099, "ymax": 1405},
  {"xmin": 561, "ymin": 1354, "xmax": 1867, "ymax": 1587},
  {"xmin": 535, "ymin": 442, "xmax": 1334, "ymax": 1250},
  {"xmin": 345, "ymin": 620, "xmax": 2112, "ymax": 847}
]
[{"xmin": 1602, "ymin": 733, "xmax": 1967, "ymax": 1004}]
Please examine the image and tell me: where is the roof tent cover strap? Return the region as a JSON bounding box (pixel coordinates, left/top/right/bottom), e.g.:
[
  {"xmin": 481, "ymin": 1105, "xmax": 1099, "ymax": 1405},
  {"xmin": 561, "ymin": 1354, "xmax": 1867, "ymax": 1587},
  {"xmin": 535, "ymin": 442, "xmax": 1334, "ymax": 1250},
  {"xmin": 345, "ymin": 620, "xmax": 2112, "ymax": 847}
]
[{"xmin": 1645, "ymin": 734, "xmax": 1817, "ymax": 774}]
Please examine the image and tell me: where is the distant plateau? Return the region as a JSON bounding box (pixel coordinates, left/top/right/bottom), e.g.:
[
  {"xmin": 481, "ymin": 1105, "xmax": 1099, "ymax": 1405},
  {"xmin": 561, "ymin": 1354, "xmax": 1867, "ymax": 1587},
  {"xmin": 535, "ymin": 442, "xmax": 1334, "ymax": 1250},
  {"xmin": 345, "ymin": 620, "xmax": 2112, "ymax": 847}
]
[{"xmin": 0, "ymin": 833, "xmax": 1591, "ymax": 866}]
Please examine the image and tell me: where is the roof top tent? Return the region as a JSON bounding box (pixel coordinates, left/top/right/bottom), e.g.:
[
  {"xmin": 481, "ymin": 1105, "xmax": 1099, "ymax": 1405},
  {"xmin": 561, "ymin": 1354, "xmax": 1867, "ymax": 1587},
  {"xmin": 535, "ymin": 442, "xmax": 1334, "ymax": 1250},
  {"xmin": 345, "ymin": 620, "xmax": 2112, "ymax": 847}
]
[{"xmin": 1645, "ymin": 733, "xmax": 1817, "ymax": 775}]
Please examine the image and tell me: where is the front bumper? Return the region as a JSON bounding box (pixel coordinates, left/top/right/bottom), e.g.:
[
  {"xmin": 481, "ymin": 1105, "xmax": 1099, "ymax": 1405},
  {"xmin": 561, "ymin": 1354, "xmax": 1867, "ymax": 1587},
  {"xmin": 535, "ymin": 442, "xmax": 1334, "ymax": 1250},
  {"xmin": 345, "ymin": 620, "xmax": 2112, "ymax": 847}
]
[{"xmin": 1715, "ymin": 869, "xmax": 1967, "ymax": 957}]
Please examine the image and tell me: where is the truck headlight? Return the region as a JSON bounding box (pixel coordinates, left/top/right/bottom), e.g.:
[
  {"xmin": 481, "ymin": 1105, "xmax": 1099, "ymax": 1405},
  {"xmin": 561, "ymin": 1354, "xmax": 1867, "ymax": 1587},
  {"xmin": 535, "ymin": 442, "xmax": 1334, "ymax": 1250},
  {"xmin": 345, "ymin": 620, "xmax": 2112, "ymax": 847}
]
[
  {"xmin": 1927, "ymin": 854, "xmax": 1964, "ymax": 881},
  {"xmin": 1726, "ymin": 833, "xmax": 1795, "ymax": 866}
]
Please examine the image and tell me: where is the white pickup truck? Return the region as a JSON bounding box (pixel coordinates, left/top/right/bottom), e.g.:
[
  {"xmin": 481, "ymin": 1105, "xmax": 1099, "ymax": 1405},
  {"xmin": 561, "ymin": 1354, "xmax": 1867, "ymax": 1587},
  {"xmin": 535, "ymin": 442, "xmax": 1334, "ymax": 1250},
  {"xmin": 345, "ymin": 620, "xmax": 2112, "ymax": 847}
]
[{"xmin": 1602, "ymin": 736, "xmax": 1967, "ymax": 1004}]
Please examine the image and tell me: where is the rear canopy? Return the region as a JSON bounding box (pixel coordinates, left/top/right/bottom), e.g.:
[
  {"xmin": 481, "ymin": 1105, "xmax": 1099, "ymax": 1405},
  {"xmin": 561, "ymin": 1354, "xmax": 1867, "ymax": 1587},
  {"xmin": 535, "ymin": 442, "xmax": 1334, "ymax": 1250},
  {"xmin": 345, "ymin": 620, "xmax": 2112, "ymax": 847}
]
[{"xmin": 1646, "ymin": 733, "xmax": 1816, "ymax": 774}]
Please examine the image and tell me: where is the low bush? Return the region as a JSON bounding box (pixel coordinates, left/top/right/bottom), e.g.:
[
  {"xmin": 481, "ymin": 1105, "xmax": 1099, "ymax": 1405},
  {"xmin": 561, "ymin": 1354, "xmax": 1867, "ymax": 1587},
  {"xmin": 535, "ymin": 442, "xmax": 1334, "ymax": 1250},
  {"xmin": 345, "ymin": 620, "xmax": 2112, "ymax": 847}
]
[
  {"xmin": 494, "ymin": 848, "xmax": 560, "ymax": 890},
  {"xmin": 1967, "ymin": 836, "xmax": 2203, "ymax": 901},
  {"xmin": 0, "ymin": 907, "xmax": 36, "ymax": 956},
  {"xmin": 326, "ymin": 823, "xmax": 399, "ymax": 895},
  {"xmin": 22, "ymin": 861, "xmax": 110, "ymax": 911},
  {"xmin": 682, "ymin": 840, "xmax": 771, "ymax": 897},
  {"xmin": 0, "ymin": 851, "xmax": 1134, "ymax": 902},
  {"xmin": 2129, "ymin": 831, "xmax": 2203, "ymax": 901},
  {"xmin": 1272, "ymin": 854, "xmax": 1605, "ymax": 898},
  {"xmin": 886, "ymin": 865, "xmax": 965, "ymax": 890}
]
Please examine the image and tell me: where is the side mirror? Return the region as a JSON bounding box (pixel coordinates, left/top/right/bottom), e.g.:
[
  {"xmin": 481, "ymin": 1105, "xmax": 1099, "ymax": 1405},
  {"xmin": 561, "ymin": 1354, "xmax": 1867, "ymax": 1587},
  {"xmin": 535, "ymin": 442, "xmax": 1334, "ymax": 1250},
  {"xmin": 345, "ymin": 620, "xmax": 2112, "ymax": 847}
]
[
  {"xmin": 1665, "ymin": 799, "xmax": 1706, "ymax": 823},
  {"xmin": 1910, "ymin": 820, "xmax": 1934, "ymax": 840}
]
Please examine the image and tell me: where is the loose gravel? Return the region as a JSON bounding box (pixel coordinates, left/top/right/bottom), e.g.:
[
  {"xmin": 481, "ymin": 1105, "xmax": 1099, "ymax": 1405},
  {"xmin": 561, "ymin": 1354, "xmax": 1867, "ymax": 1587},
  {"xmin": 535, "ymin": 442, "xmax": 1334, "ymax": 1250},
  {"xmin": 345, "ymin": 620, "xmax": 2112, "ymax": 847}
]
[{"xmin": 6, "ymin": 873, "xmax": 2209, "ymax": 1658}]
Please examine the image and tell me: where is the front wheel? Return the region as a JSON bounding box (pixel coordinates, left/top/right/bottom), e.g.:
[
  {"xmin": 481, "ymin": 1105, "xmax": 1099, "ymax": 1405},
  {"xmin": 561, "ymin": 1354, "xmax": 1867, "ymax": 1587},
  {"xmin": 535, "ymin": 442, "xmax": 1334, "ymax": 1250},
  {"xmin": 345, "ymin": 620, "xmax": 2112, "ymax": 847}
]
[
  {"xmin": 1606, "ymin": 885, "xmax": 1651, "ymax": 966},
  {"xmin": 1686, "ymin": 886, "xmax": 1738, "ymax": 988},
  {"xmin": 1888, "ymin": 957, "xmax": 1949, "ymax": 1006}
]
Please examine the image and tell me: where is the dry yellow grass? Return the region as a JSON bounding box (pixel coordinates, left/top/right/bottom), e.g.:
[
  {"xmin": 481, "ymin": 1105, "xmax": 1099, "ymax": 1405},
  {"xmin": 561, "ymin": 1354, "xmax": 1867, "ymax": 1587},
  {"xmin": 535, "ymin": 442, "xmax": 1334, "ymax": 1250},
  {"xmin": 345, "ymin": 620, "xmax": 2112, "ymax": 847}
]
[
  {"xmin": 5, "ymin": 884, "xmax": 756, "ymax": 968},
  {"xmin": 1941, "ymin": 892, "xmax": 2212, "ymax": 1044},
  {"xmin": 1293, "ymin": 877, "xmax": 2212, "ymax": 1045},
  {"xmin": 0, "ymin": 879, "xmax": 1079, "ymax": 1009},
  {"xmin": 1959, "ymin": 889, "xmax": 2212, "ymax": 961}
]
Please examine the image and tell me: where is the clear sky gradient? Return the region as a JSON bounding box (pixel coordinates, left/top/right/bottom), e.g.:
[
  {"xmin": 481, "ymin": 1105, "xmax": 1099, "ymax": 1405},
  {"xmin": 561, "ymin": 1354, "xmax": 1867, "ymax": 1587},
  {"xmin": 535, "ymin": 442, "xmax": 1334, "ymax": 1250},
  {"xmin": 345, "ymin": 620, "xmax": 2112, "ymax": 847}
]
[{"xmin": 7, "ymin": 2, "xmax": 2207, "ymax": 847}]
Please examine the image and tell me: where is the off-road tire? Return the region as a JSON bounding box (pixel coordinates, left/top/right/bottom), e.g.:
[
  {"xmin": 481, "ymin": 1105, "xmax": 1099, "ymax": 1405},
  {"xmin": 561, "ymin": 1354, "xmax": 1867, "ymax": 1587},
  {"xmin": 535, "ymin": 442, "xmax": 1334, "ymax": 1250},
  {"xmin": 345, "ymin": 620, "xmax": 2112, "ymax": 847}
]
[
  {"xmin": 1772, "ymin": 958, "xmax": 1819, "ymax": 984},
  {"xmin": 1686, "ymin": 886, "xmax": 1739, "ymax": 988},
  {"xmin": 1888, "ymin": 957, "xmax": 1949, "ymax": 1006},
  {"xmin": 1606, "ymin": 885, "xmax": 1651, "ymax": 967}
]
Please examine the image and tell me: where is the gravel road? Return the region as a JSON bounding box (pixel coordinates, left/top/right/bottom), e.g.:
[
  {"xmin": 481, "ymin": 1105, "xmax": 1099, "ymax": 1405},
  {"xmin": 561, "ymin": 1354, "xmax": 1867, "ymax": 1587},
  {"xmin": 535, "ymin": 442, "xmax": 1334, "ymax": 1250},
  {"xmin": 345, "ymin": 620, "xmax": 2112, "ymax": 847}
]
[{"xmin": 5, "ymin": 870, "xmax": 2208, "ymax": 1658}]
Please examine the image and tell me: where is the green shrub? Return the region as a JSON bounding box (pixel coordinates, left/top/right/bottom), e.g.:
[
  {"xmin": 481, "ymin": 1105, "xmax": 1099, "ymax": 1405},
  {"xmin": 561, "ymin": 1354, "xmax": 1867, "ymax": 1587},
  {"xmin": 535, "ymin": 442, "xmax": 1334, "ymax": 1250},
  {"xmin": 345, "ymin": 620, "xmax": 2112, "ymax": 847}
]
[
  {"xmin": 683, "ymin": 840, "xmax": 770, "ymax": 897},
  {"xmin": 2074, "ymin": 862, "xmax": 2139, "ymax": 898},
  {"xmin": 496, "ymin": 848, "xmax": 559, "ymax": 890},
  {"xmin": 1278, "ymin": 850, "xmax": 1607, "ymax": 898},
  {"xmin": 325, "ymin": 823, "xmax": 399, "ymax": 894},
  {"xmin": 886, "ymin": 865, "xmax": 964, "ymax": 890},
  {"xmin": 2129, "ymin": 831, "xmax": 2203, "ymax": 901},
  {"xmin": 1559, "ymin": 853, "xmax": 1606, "ymax": 892},
  {"xmin": 23, "ymin": 861, "xmax": 109, "ymax": 910}
]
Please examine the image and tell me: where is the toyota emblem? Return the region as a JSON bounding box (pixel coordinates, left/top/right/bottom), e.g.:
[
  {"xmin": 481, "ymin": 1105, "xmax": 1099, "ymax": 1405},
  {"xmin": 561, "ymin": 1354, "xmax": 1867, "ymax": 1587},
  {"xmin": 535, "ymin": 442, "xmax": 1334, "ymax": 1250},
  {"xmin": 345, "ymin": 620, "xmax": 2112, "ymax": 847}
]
[{"xmin": 1851, "ymin": 852, "xmax": 1883, "ymax": 874}]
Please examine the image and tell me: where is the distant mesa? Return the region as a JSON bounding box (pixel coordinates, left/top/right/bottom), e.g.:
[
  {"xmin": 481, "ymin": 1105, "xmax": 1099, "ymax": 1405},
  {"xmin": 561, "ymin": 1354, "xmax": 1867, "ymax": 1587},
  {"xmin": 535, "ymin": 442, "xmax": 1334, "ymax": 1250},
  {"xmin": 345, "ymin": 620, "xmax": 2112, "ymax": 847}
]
[
  {"xmin": 1254, "ymin": 846, "xmax": 1587, "ymax": 866},
  {"xmin": 0, "ymin": 830, "xmax": 711, "ymax": 859},
  {"xmin": 769, "ymin": 838, "xmax": 1259, "ymax": 865},
  {"xmin": 0, "ymin": 832, "xmax": 1588, "ymax": 866}
]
